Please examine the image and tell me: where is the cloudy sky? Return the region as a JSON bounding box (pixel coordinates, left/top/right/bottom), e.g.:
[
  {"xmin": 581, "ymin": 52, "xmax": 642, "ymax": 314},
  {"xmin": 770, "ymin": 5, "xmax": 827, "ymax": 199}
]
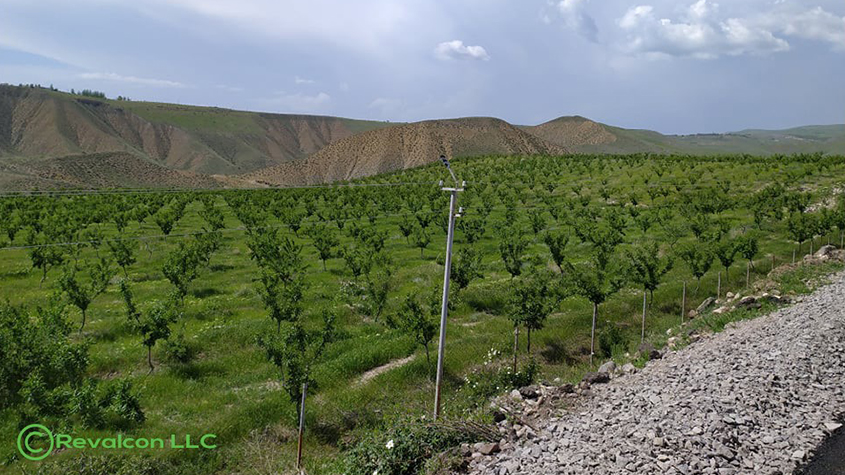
[{"xmin": 1, "ymin": 0, "xmax": 843, "ymax": 134}]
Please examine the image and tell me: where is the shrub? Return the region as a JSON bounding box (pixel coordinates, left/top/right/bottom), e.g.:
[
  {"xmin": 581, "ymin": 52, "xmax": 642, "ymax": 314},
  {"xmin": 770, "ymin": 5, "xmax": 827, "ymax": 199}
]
[
  {"xmin": 342, "ymin": 419, "xmax": 494, "ymax": 475},
  {"xmin": 598, "ymin": 324, "xmax": 626, "ymax": 358}
]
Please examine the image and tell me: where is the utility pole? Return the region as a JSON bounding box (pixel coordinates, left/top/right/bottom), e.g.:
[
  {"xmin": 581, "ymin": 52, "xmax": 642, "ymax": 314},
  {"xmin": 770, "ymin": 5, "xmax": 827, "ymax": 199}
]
[{"xmin": 434, "ymin": 156, "xmax": 463, "ymax": 421}]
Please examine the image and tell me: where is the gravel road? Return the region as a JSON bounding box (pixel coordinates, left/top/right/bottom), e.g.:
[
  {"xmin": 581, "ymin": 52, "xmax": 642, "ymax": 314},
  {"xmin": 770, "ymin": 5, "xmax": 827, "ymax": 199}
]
[{"xmin": 470, "ymin": 272, "xmax": 845, "ymax": 475}]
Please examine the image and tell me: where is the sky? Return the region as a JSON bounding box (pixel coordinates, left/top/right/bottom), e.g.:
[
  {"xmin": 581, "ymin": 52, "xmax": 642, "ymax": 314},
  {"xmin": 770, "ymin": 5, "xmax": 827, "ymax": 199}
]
[{"xmin": 1, "ymin": 0, "xmax": 843, "ymax": 134}]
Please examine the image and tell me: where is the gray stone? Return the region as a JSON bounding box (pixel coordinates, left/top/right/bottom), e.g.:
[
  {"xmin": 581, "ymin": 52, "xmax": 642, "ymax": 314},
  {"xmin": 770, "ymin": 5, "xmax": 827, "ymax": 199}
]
[
  {"xmin": 598, "ymin": 360, "xmax": 617, "ymax": 374},
  {"xmin": 582, "ymin": 372, "xmax": 610, "ymax": 385},
  {"xmin": 478, "ymin": 442, "xmax": 500, "ymax": 455},
  {"xmin": 696, "ymin": 297, "xmax": 716, "ymax": 313}
]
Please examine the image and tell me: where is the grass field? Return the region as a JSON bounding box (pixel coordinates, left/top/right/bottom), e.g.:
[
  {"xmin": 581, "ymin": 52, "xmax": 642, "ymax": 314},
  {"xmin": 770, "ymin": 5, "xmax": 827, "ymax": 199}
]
[{"xmin": 1, "ymin": 153, "xmax": 843, "ymax": 474}]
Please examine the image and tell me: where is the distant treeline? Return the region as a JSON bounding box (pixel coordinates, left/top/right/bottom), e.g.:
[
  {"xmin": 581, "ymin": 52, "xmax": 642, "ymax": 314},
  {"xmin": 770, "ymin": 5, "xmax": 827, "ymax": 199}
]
[{"xmin": 3, "ymin": 82, "xmax": 130, "ymax": 101}]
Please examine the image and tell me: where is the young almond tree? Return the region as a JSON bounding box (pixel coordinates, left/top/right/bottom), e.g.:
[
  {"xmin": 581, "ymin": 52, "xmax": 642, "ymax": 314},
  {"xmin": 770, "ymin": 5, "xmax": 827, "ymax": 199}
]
[
  {"xmin": 309, "ymin": 224, "xmax": 339, "ymax": 271},
  {"xmin": 508, "ymin": 268, "xmax": 560, "ymax": 371},
  {"xmin": 257, "ymin": 309, "xmax": 336, "ymax": 416},
  {"xmin": 734, "ymin": 233, "xmax": 759, "ymax": 270},
  {"xmin": 677, "ymin": 242, "xmax": 713, "ymax": 293},
  {"xmin": 26, "ymin": 229, "xmax": 66, "ymax": 285},
  {"xmin": 499, "ymin": 227, "xmax": 528, "ymax": 278},
  {"xmin": 397, "ymin": 295, "xmax": 437, "ymax": 373},
  {"xmin": 570, "ymin": 256, "xmax": 625, "ymax": 366},
  {"xmin": 398, "ymin": 214, "xmax": 415, "ymax": 244},
  {"xmin": 119, "ymin": 280, "xmax": 177, "ymax": 373},
  {"xmin": 258, "ymin": 272, "xmax": 306, "ymax": 332},
  {"xmin": 412, "ymin": 225, "xmax": 431, "ymax": 258},
  {"xmin": 542, "ymin": 229, "xmax": 570, "ymax": 272},
  {"xmin": 625, "ymin": 241, "xmax": 673, "ymax": 343},
  {"xmin": 787, "ymin": 211, "xmax": 814, "ymax": 257},
  {"xmin": 451, "ymin": 247, "xmax": 483, "ymax": 292},
  {"xmin": 162, "ymin": 241, "xmax": 202, "ymax": 304},
  {"xmin": 153, "ymin": 207, "xmax": 178, "ymax": 237},
  {"xmin": 713, "ymin": 237, "xmax": 739, "ymax": 283},
  {"xmin": 59, "ymin": 257, "xmax": 115, "ymax": 331},
  {"xmin": 457, "ymin": 215, "xmax": 486, "ymax": 244}
]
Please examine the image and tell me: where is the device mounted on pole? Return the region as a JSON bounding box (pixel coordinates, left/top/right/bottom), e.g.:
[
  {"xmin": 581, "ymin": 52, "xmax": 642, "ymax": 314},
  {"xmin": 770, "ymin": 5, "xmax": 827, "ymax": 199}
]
[{"xmin": 433, "ymin": 155, "xmax": 464, "ymax": 421}]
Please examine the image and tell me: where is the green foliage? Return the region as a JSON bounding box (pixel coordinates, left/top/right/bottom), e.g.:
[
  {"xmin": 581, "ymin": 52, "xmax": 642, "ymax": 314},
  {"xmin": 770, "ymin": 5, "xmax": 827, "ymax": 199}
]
[
  {"xmin": 257, "ymin": 310, "xmax": 336, "ymax": 410},
  {"xmin": 107, "ymin": 239, "xmax": 136, "ymax": 276},
  {"xmin": 412, "ymin": 225, "xmax": 431, "ymax": 258},
  {"xmin": 309, "ymin": 224, "xmax": 339, "ymax": 270},
  {"xmin": 342, "ymin": 420, "xmax": 489, "ymax": 475},
  {"xmin": 153, "ymin": 207, "xmax": 178, "ymax": 236},
  {"xmin": 624, "ymin": 241, "xmax": 673, "ymax": 298},
  {"xmin": 396, "ymin": 295, "xmax": 437, "ymax": 369},
  {"xmin": 598, "ymin": 324, "xmax": 626, "ymax": 358},
  {"xmin": 498, "ymin": 227, "xmax": 527, "ymax": 278},
  {"xmin": 677, "ymin": 242, "xmax": 714, "ymax": 290},
  {"xmin": 162, "ymin": 241, "xmax": 202, "ymax": 302},
  {"xmin": 543, "ymin": 229, "xmax": 570, "ymax": 272},
  {"xmin": 58, "ymin": 257, "xmax": 114, "ymax": 330},
  {"xmin": 509, "ymin": 268, "xmax": 561, "ymax": 354},
  {"xmin": 119, "ymin": 281, "xmax": 178, "ymax": 372},
  {"xmin": 451, "ymin": 247, "xmax": 483, "ymax": 291},
  {"xmin": 713, "ymin": 237, "xmax": 739, "ymax": 278},
  {"xmin": 0, "ymin": 300, "xmax": 143, "ymax": 429}
]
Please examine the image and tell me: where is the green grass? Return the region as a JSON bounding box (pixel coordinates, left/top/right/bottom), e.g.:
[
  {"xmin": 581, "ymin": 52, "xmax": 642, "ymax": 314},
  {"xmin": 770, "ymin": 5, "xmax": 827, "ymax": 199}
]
[{"xmin": 1, "ymin": 153, "xmax": 843, "ymax": 474}]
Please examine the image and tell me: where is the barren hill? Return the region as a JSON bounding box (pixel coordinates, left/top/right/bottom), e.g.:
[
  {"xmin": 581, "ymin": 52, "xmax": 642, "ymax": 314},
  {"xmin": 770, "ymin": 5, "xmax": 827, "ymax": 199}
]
[
  {"xmin": 241, "ymin": 117, "xmax": 567, "ymax": 185},
  {"xmin": 521, "ymin": 115, "xmax": 618, "ymax": 148},
  {"xmin": 0, "ymin": 85, "xmax": 392, "ymax": 175},
  {"xmin": 2, "ymin": 85, "xmax": 843, "ymax": 190},
  {"xmin": 0, "ymin": 152, "xmax": 227, "ymax": 190}
]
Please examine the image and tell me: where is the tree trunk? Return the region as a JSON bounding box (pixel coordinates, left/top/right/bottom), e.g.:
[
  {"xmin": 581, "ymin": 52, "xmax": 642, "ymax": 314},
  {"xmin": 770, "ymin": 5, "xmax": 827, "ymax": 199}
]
[
  {"xmin": 527, "ymin": 328, "xmax": 532, "ymax": 355},
  {"xmin": 512, "ymin": 326, "xmax": 519, "ymax": 373},
  {"xmin": 147, "ymin": 346, "xmax": 154, "ymax": 373},
  {"xmin": 79, "ymin": 309, "xmax": 87, "ymax": 331},
  {"xmin": 321, "ymin": 259, "xmax": 327, "ymax": 271}
]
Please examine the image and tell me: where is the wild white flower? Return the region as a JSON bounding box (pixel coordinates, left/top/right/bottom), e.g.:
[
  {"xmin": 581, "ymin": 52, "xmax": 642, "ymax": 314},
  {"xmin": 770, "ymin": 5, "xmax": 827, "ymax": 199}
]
[{"xmin": 386, "ymin": 439, "xmax": 394, "ymax": 449}]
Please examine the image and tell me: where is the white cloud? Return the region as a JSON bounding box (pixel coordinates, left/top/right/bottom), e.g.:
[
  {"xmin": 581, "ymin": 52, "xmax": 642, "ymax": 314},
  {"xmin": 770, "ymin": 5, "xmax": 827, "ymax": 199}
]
[
  {"xmin": 616, "ymin": 1, "xmax": 845, "ymax": 59},
  {"xmin": 762, "ymin": 6, "xmax": 845, "ymax": 50},
  {"xmin": 294, "ymin": 76, "xmax": 315, "ymax": 84},
  {"xmin": 78, "ymin": 72, "xmax": 185, "ymax": 87},
  {"xmin": 265, "ymin": 91, "xmax": 331, "ymax": 112},
  {"xmin": 339, "ymin": 82, "xmax": 350, "ymax": 92},
  {"xmin": 434, "ymin": 40, "xmax": 490, "ymax": 61},
  {"xmin": 617, "ymin": 1, "xmax": 789, "ymax": 59},
  {"xmin": 556, "ymin": 0, "xmax": 599, "ymax": 42}
]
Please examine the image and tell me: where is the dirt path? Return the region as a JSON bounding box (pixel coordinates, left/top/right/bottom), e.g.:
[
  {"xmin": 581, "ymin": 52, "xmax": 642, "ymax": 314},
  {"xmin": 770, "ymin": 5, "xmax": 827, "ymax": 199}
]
[{"xmin": 356, "ymin": 355, "xmax": 415, "ymax": 386}]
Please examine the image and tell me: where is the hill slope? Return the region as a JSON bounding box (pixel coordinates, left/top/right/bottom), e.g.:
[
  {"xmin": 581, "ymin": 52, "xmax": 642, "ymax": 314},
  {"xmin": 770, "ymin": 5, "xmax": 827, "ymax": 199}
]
[
  {"xmin": 0, "ymin": 85, "xmax": 392, "ymax": 175},
  {"xmin": 1, "ymin": 85, "xmax": 843, "ymax": 190},
  {"xmin": 525, "ymin": 116, "xmax": 845, "ymax": 155},
  {"xmin": 241, "ymin": 117, "xmax": 567, "ymax": 185}
]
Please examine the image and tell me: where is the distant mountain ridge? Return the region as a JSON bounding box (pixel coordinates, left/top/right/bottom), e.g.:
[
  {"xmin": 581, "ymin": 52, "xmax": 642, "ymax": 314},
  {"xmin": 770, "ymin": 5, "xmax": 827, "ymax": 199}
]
[{"xmin": 0, "ymin": 84, "xmax": 842, "ymax": 189}]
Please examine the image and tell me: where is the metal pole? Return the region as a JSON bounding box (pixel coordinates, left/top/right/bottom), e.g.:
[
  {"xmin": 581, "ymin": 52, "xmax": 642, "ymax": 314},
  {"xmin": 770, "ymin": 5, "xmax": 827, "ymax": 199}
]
[
  {"xmin": 746, "ymin": 262, "xmax": 750, "ymax": 289},
  {"xmin": 296, "ymin": 381, "xmax": 308, "ymax": 470},
  {"xmin": 717, "ymin": 271, "xmax": 721, "ymax": 300},
  {"xmin": 434, "ymin": 182, "xmax": 461, "ymax": 420},
  {"xmin": 641, "ymin": 290, "xmax": 647, "ymax": 344}
]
